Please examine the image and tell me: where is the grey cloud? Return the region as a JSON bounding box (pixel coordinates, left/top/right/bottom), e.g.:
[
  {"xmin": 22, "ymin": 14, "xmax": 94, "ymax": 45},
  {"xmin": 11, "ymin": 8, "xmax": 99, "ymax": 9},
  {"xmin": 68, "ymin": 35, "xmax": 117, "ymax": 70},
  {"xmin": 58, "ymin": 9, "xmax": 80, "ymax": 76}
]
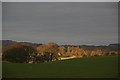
[{"xmin": 2, "ymin": 2, "xmax": 118, "ymax": 45}]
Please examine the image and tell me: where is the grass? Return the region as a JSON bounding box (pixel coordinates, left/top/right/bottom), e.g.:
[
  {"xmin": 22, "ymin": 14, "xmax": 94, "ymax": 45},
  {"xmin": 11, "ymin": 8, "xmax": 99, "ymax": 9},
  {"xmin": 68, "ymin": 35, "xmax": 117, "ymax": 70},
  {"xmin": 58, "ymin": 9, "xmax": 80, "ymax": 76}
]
[{"xmin": 2, "ymin": 55, "xmax": 118, "ymax": 78}]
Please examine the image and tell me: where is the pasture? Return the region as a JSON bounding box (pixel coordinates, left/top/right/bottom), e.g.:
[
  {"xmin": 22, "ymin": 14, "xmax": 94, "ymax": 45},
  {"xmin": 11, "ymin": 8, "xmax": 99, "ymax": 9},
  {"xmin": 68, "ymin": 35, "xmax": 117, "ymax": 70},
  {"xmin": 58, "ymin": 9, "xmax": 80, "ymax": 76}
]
[{"xmin": 2, "ymin": 55, "xmax": 118, "ymax": 78}]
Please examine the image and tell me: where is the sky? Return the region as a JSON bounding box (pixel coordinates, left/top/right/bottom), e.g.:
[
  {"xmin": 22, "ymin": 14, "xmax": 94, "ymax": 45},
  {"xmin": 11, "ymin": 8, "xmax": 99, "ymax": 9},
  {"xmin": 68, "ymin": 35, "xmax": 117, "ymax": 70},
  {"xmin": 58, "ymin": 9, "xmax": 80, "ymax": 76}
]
[{"xmin": 2, "ymin": 2, "xmax": 118, "ymax": 45}]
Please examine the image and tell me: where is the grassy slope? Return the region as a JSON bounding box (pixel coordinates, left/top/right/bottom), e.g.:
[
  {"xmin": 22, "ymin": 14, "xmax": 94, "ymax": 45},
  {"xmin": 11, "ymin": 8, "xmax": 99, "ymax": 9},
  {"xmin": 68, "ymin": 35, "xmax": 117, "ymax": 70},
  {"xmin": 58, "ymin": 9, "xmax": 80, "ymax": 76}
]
[{"xmin": 2, "ymin": 55, "xmax": 118, "ymax": 78}]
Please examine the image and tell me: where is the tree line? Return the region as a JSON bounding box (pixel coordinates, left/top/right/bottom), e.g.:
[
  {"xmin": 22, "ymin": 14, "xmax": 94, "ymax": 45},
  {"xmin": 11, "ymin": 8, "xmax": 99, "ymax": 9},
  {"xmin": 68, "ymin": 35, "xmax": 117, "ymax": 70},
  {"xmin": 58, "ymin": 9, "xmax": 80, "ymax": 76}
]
[
  {"xmin": 2, "ymin": 41, "xmax": 119, "ymax": 63},
  {"xmin": 2, "ymin": 42, "xmax": 60, "ymax": 63}
]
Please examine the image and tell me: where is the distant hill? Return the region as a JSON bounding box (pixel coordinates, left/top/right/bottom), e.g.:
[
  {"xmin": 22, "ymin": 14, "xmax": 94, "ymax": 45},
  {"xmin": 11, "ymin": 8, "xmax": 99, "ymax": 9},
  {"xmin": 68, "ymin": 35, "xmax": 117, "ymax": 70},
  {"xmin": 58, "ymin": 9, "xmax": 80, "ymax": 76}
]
[
  {"xmin": 0, "ymin": 40, "xmax": 119, "ymax": 53},
  {"xmin": 108, "ymin": 43, "xmax": 119, "ymax": 51},
  {"xmin": 62, "ymin": 44, "xmax": 119, "ymax": 51},
  {"xmin": 2, "ymin": 40, "xmax": 17, "ymax": 47},
  {"xmin": 1, "ymin": 40, "xmax": 42, "ymax": 47},
  {"xmin": 0, "ymin": 40, "xmax": 42, "ymax": 53}
]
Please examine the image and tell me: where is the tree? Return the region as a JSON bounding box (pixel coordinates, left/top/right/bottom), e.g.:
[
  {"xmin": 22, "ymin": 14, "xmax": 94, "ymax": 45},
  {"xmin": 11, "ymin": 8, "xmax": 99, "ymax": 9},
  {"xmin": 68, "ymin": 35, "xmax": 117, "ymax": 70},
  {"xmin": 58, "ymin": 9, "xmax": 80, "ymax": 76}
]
[
  {"xmin": 36, "ymin": 42, "xmax": 59, "ymax": 62},
  {"xmin": 58, "ymin": 46, "xmax": 66, "ymax": 56},
  {"xmin": 2, "ymin": 43, "xmax": 36, "ymax": 63}
]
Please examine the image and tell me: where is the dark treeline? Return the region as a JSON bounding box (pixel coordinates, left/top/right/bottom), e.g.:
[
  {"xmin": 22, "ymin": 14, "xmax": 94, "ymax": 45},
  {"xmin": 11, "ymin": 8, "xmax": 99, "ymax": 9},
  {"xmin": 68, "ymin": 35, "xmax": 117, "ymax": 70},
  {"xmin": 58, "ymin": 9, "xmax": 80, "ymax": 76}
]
[{"xmin": 1, "ymin": 40, "xmax": 119, "ymax": 64}]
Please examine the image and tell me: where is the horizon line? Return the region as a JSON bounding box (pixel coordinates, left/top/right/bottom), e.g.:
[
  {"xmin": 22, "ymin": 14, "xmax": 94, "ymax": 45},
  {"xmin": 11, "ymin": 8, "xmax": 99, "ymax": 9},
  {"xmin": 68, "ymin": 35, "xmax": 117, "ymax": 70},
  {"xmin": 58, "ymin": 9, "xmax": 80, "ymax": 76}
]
[{"xmin": 1, "ymin": 39, "xmax": 119, "ymax": 46}]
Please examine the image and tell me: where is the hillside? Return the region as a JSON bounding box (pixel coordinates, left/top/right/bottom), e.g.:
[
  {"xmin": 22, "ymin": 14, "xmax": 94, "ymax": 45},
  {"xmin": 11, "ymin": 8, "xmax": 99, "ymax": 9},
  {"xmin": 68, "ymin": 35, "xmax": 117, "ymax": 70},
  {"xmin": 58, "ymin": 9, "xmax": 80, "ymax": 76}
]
[
  {"xmin": 1, "ymin": 40, "xmax": 42, "ymax": 53},
  {"xmin": 1, "ymin": 40, "xmax": 42, "ymax": 47},
  {"xmin": 3, "ymin": 55, "xmax": 118, "ymax": 78}
]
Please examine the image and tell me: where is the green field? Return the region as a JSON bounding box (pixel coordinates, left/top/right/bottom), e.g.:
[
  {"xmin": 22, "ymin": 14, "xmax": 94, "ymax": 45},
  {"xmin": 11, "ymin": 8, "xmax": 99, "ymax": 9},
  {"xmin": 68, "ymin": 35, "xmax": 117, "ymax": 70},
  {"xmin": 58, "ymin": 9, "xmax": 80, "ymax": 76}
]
[{"xmin": 3, "ymin": 55, "xmax": 118, "ymax": 78}]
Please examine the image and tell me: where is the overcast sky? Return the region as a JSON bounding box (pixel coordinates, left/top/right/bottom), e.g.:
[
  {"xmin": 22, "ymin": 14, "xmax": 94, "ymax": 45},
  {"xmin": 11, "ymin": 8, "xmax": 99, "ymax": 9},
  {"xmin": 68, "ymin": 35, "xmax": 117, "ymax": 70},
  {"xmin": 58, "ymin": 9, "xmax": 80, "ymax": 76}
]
[{"xmin": 2, "ymin": 2, "xmax": 118, "ymax": 45}]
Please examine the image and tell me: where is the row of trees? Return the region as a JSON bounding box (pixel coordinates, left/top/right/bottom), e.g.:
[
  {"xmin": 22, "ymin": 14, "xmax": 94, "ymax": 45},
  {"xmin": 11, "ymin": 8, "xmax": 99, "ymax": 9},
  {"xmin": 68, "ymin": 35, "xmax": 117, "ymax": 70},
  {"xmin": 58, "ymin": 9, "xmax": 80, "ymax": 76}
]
[
  {"xmin": 2, "ymin": 42, "xmax": 119, "ymax": 63},
  {"xmin": 58, "ymin": 46, "xmax": 118, "ymax": 58},
  {"xmin": 2, "ymin": 42, "xmax": 59, "ymax": 63}
]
